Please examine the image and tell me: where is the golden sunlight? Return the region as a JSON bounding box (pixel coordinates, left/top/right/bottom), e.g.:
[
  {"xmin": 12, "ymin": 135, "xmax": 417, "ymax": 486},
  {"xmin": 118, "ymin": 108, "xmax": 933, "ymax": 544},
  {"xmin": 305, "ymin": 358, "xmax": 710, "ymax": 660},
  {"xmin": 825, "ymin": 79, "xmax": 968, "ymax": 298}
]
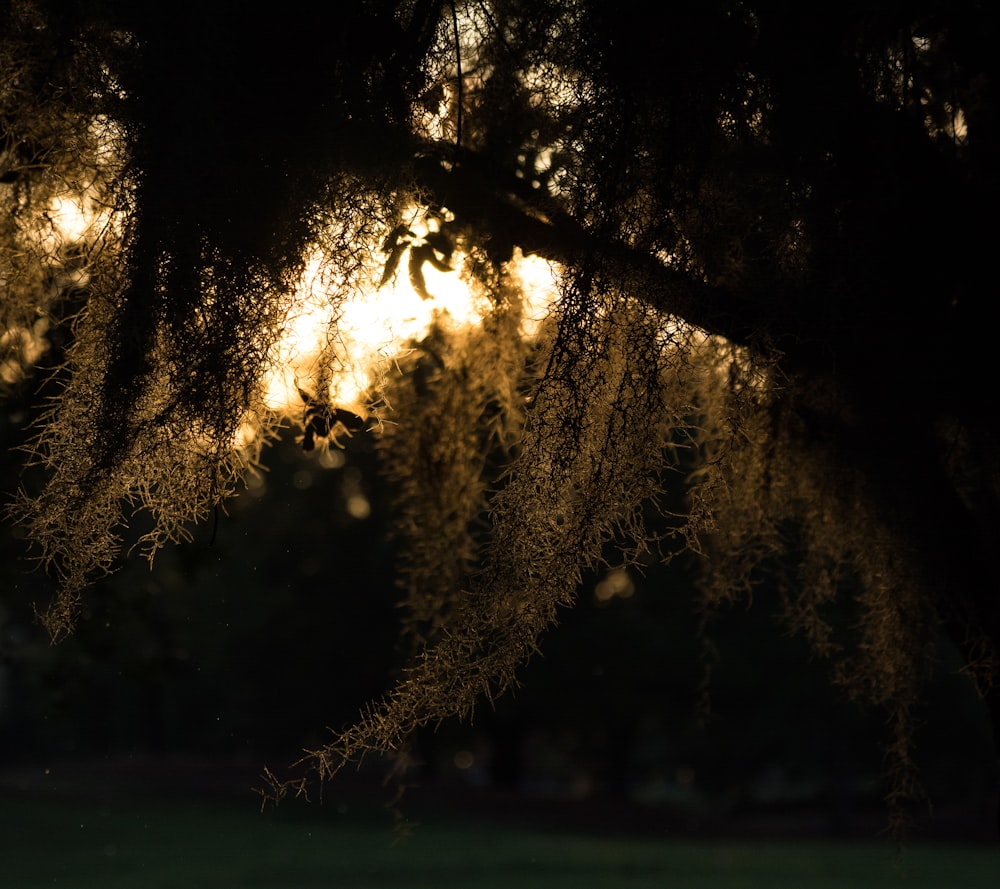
[
  {"xmin": 42, "ymin": 177, "xmax": 119, "ymax": 255},
  {"xmin": 33, "ymin": 172, "xmax": 560, "ymax": 451},
  {"xmin": 1, "ymin": 181, "xmax": 119, "ymax": 386},
  {"xmin": 259, "ymin": 234, "xmax": 558, "ymax": 434}
]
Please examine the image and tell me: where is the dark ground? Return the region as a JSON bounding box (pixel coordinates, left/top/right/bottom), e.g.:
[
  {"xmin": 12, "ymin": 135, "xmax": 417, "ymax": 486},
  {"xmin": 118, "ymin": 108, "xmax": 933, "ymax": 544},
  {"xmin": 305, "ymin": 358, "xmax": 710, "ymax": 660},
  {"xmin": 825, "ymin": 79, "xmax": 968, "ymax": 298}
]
[{"xmin": 0, "ymin": 754, "xmax": 995, "ymax": 845}]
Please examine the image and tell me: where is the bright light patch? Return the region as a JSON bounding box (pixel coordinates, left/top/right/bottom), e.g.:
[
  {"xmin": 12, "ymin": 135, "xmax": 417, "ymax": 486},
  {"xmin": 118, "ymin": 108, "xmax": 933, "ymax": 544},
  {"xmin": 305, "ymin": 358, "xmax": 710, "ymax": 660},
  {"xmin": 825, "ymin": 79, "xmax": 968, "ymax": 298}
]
[
  {"xmin": 49, "ymin": 196, "xmax": 93, "ymax": 243},
  {"xmin": 594, "ymin": 568, "xmax": 634, "ymax": 602},
  {"xmin": 345, "ymin": 494, "xmax": 371, "ymax": 520},
  {"xmin": 43, "ymin": 190, "xmax": 115, "ymax": 254},
  {"xmin": 259, "ymin": 235, "xmax": 561, "ymax": 428},
  {"xmin": 512, "ymin": 250, "xmax": 558, "ymax": 338},
  {"xmin": 261, "ymin": 245, "xmax": 489, "ymax": 413},
  {"xmin": 0, "ymin": 318, "xmax": 49, "ymax": 385}
]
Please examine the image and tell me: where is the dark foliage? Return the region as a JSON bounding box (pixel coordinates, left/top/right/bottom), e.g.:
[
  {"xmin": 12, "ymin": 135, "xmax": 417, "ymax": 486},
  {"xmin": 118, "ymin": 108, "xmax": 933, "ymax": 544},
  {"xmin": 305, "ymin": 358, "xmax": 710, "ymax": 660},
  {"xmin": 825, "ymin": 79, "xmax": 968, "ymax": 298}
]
[{"xmin": 2, "ymin": 0, "xmax": 998, "ymax": 836}]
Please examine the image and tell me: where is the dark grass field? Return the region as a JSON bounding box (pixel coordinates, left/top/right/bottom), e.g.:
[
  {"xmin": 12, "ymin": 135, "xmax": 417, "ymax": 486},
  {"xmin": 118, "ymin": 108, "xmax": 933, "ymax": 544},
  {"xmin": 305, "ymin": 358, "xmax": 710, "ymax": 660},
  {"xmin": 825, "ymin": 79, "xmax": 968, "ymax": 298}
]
[{"xmin": 1, "ymin": 756, "xmax": 997, "ymax": 888}]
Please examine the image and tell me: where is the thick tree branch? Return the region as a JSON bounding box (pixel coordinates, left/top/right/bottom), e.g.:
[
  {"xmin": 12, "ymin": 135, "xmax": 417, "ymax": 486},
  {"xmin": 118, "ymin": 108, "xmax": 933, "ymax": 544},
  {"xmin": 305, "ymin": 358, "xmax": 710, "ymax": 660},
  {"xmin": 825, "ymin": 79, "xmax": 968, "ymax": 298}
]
[{"xmin": 411, "ymin": 152, "xmax": 761, "ymax": 347}]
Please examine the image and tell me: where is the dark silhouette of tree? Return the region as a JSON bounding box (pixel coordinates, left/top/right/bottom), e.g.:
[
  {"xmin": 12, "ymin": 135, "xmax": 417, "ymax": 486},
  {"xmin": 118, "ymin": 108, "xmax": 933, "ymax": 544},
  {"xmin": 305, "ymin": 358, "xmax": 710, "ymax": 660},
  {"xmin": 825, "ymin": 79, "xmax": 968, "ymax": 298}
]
[{"xmin": 2, "ymin": 0, "xmax": 998, "ymax": 835}]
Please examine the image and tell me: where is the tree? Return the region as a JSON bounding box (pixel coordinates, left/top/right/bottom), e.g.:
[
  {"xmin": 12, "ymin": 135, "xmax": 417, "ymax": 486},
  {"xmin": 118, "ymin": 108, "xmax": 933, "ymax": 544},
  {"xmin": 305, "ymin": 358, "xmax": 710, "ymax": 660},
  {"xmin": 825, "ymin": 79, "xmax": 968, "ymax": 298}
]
[{"xmin": 1, "ymin": 0, "xmax": 997, "ymax": 834}]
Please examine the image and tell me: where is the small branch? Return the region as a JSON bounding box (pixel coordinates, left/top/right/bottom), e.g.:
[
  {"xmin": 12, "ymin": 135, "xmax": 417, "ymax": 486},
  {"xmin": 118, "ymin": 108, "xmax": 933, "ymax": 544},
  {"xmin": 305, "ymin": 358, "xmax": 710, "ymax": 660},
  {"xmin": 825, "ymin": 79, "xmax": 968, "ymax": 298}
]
[{"xmin": 451, "ymin": 0, "xmax": 463, "ymax": 150}]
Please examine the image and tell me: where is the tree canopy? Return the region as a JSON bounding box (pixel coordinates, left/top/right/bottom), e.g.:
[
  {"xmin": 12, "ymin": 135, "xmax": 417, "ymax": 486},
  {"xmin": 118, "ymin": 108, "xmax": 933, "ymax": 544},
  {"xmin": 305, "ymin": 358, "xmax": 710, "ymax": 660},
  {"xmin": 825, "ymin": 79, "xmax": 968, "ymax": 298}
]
[{"xmin": 2, "ymin": 0, "xmax": 998, "ymax": 832}]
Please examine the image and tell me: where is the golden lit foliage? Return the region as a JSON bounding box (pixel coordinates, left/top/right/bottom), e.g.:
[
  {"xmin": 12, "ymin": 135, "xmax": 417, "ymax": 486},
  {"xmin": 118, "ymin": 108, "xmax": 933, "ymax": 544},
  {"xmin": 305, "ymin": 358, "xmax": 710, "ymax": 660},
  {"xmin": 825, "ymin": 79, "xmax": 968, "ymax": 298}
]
[{"xmin": 3, "ymin": 0, "xmax": 998, "ymax": 833}]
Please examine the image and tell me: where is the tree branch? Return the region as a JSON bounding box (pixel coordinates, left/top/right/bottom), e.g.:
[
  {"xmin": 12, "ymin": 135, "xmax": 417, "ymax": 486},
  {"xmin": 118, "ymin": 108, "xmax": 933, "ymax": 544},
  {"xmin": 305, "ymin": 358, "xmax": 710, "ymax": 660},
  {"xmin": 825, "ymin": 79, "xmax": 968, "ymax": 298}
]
[{"xmin": 412, "ymin": 152, "xmax": 760, "ymax": 347}]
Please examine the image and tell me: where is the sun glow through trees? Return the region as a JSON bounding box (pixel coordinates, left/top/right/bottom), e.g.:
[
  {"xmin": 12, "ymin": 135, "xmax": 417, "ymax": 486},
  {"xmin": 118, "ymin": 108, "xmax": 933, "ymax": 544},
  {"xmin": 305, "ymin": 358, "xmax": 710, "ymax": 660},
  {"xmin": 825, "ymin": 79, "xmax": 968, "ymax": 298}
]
[
  {"xmin": 22, "ymin": 177, "xmax": 559, "ymax": 456},
  {"xmin": 260, "ymin": 233, "xmax": 558, "ymax": 436}
]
